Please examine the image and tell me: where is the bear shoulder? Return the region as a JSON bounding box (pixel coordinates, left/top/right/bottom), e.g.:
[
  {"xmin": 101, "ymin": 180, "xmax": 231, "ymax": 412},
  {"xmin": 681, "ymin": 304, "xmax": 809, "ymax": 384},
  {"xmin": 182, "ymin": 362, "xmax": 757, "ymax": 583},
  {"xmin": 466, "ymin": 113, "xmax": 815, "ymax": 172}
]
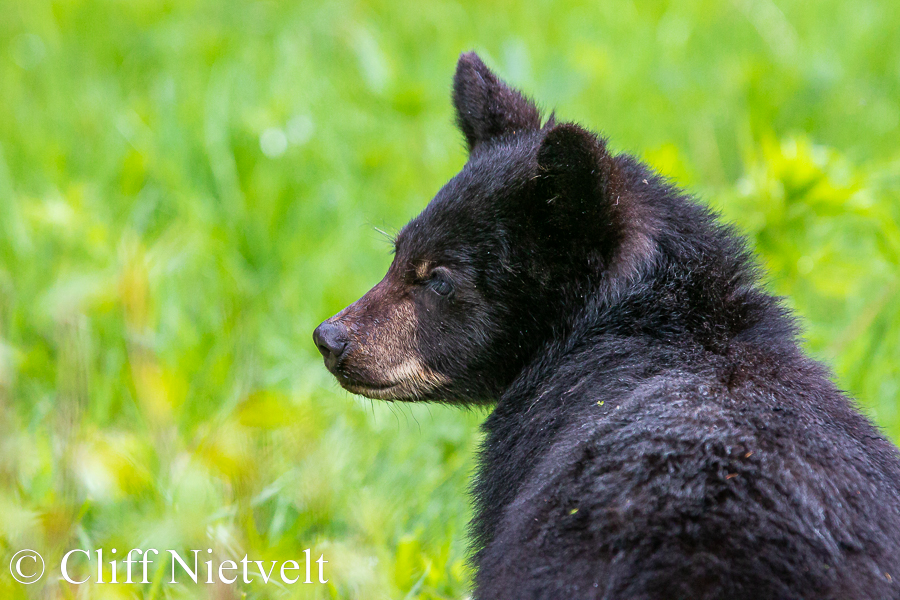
[{"xmin": 475, "ymin": 367, "xmax": 900, "ymax": 599}]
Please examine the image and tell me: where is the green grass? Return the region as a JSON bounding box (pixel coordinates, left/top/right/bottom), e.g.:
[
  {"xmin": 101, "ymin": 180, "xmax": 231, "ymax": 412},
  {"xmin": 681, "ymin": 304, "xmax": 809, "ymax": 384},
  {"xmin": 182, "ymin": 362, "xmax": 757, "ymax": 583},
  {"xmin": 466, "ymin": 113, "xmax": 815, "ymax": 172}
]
[{"xmin": 0, "ymin": 0, "xmax": 898, "ymax": 598}]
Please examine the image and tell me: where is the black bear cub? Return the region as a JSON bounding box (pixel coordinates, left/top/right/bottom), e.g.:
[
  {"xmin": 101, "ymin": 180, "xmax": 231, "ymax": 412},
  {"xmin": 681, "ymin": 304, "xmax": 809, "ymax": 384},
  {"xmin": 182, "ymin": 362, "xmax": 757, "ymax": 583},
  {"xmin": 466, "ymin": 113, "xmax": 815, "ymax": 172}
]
[{"xmin": 314, "ymin": 53, "xmax": 900, "ymax": 599}]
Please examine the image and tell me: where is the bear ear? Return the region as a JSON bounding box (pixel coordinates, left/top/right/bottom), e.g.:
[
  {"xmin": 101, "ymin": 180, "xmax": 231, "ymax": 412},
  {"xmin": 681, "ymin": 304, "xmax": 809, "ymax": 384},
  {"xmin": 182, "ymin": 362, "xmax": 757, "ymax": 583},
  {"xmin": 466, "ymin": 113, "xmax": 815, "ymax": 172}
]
[
  {"xmin": 537, "ymin": 123, "xmax": 603, "ymax": 195},
  {"xmin": 535, "ymin": 123, "xmax": 626, "ymax": 244},
  {"xmin": 452, "ymin": 52, "xmax": 542, "ymax": 152}
]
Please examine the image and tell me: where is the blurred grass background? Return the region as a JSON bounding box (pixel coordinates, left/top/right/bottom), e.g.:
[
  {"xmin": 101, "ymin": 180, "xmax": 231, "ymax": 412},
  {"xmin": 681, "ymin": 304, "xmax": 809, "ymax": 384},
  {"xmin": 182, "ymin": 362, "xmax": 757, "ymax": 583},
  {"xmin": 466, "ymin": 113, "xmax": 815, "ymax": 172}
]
[{"xmin": 0, "ymin": 0, "xmax": 898, "ymax": 598}]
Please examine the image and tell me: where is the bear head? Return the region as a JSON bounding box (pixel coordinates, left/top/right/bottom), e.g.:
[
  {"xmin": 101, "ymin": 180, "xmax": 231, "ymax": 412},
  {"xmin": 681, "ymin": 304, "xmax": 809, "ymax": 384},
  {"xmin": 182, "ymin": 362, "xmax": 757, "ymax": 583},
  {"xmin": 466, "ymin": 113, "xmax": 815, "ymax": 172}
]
[{"xmin": 313, "ymin": 52, "xmax": 650, "ymax": 403}]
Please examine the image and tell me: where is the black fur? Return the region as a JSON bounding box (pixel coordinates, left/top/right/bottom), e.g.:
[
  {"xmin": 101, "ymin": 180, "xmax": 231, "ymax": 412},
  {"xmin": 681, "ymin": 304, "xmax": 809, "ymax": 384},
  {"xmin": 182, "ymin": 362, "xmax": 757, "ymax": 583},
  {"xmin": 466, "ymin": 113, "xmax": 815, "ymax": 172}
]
[{"xmin": 318, "ymin": 52, "xmax": 900, "ymax": 599}]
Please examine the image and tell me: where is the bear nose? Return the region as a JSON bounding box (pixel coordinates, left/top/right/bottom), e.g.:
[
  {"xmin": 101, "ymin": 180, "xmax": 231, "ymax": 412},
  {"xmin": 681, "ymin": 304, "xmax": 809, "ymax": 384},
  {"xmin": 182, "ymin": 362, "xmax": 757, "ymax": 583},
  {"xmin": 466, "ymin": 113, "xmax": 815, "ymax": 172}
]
[{"xmin": 313, "ymin": 321, "xmax": 349, "ymax": 370}]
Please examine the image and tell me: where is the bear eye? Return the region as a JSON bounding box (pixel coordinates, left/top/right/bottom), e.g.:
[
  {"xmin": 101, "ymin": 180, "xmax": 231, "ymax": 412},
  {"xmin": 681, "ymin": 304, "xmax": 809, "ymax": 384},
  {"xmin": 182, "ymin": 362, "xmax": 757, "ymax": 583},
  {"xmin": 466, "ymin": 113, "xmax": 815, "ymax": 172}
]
[{"xmin": 427, "ymin": 268, "xmax": 454, "ymax": 296}]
